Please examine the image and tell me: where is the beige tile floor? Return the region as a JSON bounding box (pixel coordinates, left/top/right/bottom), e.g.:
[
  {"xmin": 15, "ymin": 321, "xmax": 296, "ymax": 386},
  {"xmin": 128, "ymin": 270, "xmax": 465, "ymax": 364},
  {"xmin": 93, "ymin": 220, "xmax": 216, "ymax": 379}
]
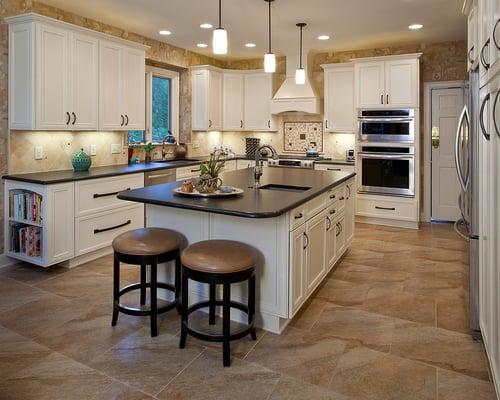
[{"xmin": 0, "ymin": 223, "xmax": 497, "ymax": 400}]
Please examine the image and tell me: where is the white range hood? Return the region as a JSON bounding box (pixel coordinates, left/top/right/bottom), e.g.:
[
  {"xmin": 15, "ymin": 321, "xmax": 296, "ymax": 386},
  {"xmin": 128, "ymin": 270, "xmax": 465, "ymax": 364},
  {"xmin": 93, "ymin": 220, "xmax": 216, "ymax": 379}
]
[{"xmin": 271, "ymin": 52, "xmax": 320, "ymax": 114}]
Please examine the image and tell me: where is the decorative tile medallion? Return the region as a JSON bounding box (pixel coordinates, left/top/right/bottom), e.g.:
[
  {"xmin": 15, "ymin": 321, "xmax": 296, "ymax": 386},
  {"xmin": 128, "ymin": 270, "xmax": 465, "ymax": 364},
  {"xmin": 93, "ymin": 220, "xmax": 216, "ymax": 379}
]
[{"xmin": 283, "ymin": 122, "xmax": 323, "ymax": 153}]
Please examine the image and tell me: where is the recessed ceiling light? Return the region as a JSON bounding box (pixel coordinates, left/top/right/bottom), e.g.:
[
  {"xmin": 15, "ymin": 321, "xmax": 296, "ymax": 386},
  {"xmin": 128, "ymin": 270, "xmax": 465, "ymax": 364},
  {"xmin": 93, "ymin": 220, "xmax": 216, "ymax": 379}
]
[
  {"xmin": 197, "ymin": 43, "xmax": 208, "ymax": 48},
  {"xmin": 200, "ymin": 23, "xmax": 213, "ymax": 29},
  {"xmin": 408, "ymin": 24, "xmax": 423, "ymax": 30},
  {"xmin": 318, "ymin": 35, "xmax": 330, "ymax": 40},
  {"xmin": 245, "ymin": 43, "xmax": 256, "ymax": 48},
  {"xmin": 159, "ymin": 30, "xmax": 171, "ymax": 36}
]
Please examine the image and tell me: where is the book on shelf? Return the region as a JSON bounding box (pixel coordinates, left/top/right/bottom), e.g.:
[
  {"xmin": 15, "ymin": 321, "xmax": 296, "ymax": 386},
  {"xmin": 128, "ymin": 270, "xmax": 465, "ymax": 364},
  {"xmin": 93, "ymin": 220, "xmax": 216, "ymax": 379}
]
[
  {"xmin": 10, "ymin": 223, "xmax": 42, "ymax": 257},
  {"xmin": 9, "ymin": 191, "xmax": 42, "ymax": 224}
]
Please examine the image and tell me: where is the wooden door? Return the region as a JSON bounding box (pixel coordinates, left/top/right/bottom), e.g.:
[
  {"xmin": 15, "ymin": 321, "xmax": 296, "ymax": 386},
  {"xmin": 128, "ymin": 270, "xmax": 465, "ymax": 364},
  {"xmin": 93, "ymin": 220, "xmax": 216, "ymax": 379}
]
[
  {"xmin": 99, "ymin": 40, "xmax": 123, "ymax": 130},
  {"xmin": 305, "ymin": 209, "xmax": 327, "ymax": 294},
  {"xmin": 223, "ymin": 73, "xmax": 244, "ymax": 130},
  {"xmin": 431, "ymin": 87, "xmax": 465, "ymax": 221},
  {"xmin": 208, "ymin": 70, "xmax": 223, "ymax": 130},
  {"xmin": 324, "ymin": 66, "xmax": 355, "ymax": 132},
  {"xmin": 355, "ymin": 61, "xmax": 384, "ymax": 108},
  {"xmin": 70, "ymin": 32, "xmax": 98, "ymax": 130},
  {"xmin": 122, "ymin": 47, "xmax": 146, "ymax": 130},
  {"xmin": 36, "ymin": 23, "xmax": 70, "ymax": 130},
  {"xmin": 289, "ymin": 224, "xmax": 306, "ymax": 316},
  {"xmin": 385, "ymin": 59, "xmax": 418, "ymax": 107},
  {"xmin": 244, "ymin": 73, "xmax": 273, "ymax": 131}
]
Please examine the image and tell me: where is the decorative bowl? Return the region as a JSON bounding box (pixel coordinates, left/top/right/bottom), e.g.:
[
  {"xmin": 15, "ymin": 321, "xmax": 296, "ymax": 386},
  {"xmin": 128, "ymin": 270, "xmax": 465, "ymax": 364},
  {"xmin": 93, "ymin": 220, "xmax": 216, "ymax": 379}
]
[{"xmin": 72, "ymin": 148, "xmax": 92, "ymax": 172}]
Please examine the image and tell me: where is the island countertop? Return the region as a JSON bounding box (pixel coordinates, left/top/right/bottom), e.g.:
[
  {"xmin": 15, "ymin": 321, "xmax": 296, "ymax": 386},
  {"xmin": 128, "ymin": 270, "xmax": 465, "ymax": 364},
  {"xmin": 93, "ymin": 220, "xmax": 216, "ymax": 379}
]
[{"xmin": 118, "ymin": 167, "xmax": 355, "ymax": 218}]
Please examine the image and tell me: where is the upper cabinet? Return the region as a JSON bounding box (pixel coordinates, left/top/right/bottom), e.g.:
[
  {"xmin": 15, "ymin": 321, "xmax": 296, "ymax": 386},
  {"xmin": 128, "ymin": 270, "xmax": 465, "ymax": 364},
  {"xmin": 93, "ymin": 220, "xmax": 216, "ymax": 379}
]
[
  {"xmin": 193, "ymin": 66, "xmax": 276, "ymax": 132},
  {"xmin": 354, "ymin": 55, "xmax": 420, "ymax": 109},
  {"xmin": 192, "ymin": 67, "xmax": 223, "ymax": 131},
  {"xmin": 467, "ymin": 2, "xmax": 479, "ymax": 72},
  {"xmin": 322, "ymin": 63, "xmax": 355, "ymax": 133},
  {"xmin": 7, "ymin": 13, "xmax": 148, "ymax": 131}
]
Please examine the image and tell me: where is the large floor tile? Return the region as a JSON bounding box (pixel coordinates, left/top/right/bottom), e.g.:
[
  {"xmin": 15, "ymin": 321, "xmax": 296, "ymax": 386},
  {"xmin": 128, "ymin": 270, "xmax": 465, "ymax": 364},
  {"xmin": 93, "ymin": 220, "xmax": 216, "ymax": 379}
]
[
  {"xmin": 437, "ymin": 369, "xmax": 496, "ymax": 400},
  {"xmin": 0, "ymin": 276, "xmax": 52, "ymax": 314},
  {"xmin": 268, "ymin": 374, "xmax": 351, "ymax": 400},
  {"xmin": 289, "ymin": 298, "xmax": 328, "ymax": 331},
  {"xmin": 315, "ymin": 278, "xmax": 371, "ymax": 306},
  {"xmin": 0, "ymin": 262, "xmax": 68, "ymax": 285},
  {"xmin": 245, "ymin": 326, "xmax": 348, "ymax": 388},
  {"xmin": 89, "ymin": 328, "xmax": 203, "ymax": 396},
  {"xmin": 329, "ymin": 346, "xmax": 437, "ymax": 400},
  {"xmin": 436, "ymin": 297, "xmax": 469, "ymax": 334},
  {"xmin": 390, "ymin": 323, "xmax": 490, "ymax": 381},
  {"xmin": 158, "ymin": 349, "xmax": 280, "ymax": 400}
]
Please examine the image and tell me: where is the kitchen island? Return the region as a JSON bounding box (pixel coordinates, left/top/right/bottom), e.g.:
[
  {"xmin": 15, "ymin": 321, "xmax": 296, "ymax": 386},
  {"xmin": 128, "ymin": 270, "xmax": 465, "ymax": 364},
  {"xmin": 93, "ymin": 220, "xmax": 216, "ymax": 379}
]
[{"xmin": 119, "ymin": 168, "xmax": 356, "ymax": 333}]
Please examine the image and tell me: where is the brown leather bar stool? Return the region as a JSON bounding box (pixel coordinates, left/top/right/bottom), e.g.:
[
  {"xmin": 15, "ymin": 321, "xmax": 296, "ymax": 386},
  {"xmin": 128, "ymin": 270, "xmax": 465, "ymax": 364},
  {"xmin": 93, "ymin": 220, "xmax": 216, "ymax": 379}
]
[
  {"xmin": 179, "ymin": 240, "xmax": 258, "ymax": 367},
  {"xmin": 111, "ymin": 227, "xmax": 183, "ymax": 337}
]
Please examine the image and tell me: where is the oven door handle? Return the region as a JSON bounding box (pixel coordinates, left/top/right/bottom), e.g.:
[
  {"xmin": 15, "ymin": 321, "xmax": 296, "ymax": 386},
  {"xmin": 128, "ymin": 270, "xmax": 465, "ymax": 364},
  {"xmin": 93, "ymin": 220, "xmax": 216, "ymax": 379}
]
[
  {"xmin": 358, "ymin": 153, "xmax": 413, "ymax": 159},
  {"xmin": 455, "ymin": 106, "xmax": 470, "ymax": 193},
  {"xmin": 358, "ymin": 117, "xmax": 414, "ymax": 123}
]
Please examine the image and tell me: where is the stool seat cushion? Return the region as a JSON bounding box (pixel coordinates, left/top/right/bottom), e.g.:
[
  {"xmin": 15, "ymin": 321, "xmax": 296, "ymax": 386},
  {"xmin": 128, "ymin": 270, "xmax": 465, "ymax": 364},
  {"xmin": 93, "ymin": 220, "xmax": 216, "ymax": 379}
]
[
  {"xmin": 181, "ymin": 240, "xmax": 257, "ymax": 274},
  {"xmin": 112, "ymin": 228, "xmax": 182, "ymax": 256}
]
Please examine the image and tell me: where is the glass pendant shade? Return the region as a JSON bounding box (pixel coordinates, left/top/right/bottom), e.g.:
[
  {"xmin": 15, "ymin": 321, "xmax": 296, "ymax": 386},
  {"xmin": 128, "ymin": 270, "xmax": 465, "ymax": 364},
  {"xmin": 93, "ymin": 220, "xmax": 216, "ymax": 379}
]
[
  {"xmin": 212, "ymin": 28, "xmax": 228, "ymax": 54},
  {"xmin": 264, "ymin": 53, "xmax": 276, "ymax": 73},
  {"xmin": 295, "ymin": 68, "xmax": 306, "ymax": 85}
]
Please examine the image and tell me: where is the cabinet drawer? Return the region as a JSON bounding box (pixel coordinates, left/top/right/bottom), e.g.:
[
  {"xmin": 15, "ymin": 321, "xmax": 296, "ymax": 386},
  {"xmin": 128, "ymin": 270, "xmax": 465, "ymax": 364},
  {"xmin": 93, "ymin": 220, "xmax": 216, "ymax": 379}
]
[
  {"xmin": 356, "ymin": 196, "xmax": 418, "ymax": 221},
  {"xmin": 176, "ymin": 164, "xmax": 201, "ymax": 180},
  {"xmin": 290, "ymin": 205, "xmax": 307, "ymax": 230},
  {"xmin": 289, "ymin": 193, "xmax": 328, "ymax": 230},
  {"xmin": 75, "ymin": 173, "xmax": 143, "ymax": 217},
  {"xmin": 75, "ymin": 204, "xmax": 144, "ymax": 256},
  {"xmin": 315, "ymin": 163, "xmax": 355, "ymax": 173},
  {"xmin": 326, "ymin": 184, "xmax": 346, "ymax": 209}
]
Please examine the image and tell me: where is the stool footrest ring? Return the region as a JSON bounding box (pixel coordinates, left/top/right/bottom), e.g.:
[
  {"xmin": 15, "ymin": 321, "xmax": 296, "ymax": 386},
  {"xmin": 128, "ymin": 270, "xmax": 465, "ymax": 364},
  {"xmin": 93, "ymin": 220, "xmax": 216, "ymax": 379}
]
[
  {"xmin": 115, "ymin": 281, "xmax": 178, "ymax": 317},
  {"xmin": 188, "ymin": 300, "xmax": 249, "ymax": 315}
]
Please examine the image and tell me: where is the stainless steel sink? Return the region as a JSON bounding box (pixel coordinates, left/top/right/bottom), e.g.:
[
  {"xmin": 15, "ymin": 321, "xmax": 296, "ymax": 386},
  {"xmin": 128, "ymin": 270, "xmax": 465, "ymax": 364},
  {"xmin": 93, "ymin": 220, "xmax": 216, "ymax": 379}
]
[{"xmin": 258, "ymin": 184, "xmax": 311, "ymax": 192}]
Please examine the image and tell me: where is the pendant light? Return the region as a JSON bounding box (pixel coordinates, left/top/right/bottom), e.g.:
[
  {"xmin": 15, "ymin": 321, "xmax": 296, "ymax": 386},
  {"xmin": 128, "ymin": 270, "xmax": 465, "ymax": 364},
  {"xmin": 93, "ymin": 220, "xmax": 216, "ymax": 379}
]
[
  {"xmin": 295, "ymin": 23, "xmax": 306, "ymax": 85},
  {"xmin": 264, "ymin": 0, "xmax": 276, "ymax": 73},
  {"xmin": 212, "ymin": 0, "xmax": 228, "ymax": 54}
]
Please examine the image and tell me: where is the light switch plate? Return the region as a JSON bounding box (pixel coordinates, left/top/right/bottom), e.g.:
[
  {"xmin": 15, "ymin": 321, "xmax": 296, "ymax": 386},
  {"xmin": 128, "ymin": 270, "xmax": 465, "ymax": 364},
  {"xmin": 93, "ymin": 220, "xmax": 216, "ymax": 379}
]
[
  {"xmin": 111, "ymin": 144, "xmax": 121, "ymax": 154},
  {"xmin": 34, "ymin": 145, "xmax": 43, "ymax": 160},
  {"xmin": 192, "ymin": 140, "xmax": 200, "ymax": 149},
  {"xmin": 90, "ymin": 144, "xmax": 97, "ymax": 156}
]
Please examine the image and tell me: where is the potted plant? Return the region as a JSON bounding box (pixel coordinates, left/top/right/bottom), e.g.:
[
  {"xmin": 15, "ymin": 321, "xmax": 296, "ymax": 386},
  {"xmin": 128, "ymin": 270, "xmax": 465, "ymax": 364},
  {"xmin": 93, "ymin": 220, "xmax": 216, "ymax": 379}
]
[
  {"xmin": 194, "ymin": 151, "xmax": 225, "ymax": 193},
  {"xmin": 143, "ymin": 142, "xmax": 155, "ymax": 163}
]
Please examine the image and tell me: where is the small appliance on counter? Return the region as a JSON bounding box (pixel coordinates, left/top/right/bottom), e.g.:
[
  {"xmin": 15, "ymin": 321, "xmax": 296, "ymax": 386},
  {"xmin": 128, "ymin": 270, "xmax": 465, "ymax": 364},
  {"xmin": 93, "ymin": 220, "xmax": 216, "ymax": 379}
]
[
  {"xmin": 346, "ymin": 149, "xmax": 355, "ymax": 162},
  {"xmin": 305, "ymin": 142, "xmax": 319, "ymax": 158}
]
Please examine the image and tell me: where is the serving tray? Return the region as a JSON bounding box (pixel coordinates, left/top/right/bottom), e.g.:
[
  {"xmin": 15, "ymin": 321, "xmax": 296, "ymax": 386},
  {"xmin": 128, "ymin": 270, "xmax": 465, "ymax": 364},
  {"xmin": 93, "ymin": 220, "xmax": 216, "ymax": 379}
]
[{"xmin": 173, "ymin": 187, "xmax": 244, "ymax": 198}]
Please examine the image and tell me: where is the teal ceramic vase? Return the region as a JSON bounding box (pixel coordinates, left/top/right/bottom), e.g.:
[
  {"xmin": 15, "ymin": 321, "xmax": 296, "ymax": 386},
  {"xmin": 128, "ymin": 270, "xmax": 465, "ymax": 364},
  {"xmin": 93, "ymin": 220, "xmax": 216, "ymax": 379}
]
[{"xmin": 72, "ymin": 148, "xmax": 92, "ymax": 172}]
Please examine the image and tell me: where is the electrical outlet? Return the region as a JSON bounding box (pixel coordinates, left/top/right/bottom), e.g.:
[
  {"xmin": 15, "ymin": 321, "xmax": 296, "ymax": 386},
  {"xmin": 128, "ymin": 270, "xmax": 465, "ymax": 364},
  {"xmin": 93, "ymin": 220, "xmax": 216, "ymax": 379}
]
[
  {"xmin": 111, "ymin": 144, "xmax": 121, "ymax": 154},
  {"xmin": 90, "ymin": 144, "xmax": 97, "ymax": 156},
  {"xmin": 192, "ymin": 140, "xmax": 200, "ymax": 149},
  {"xmin": 34, "ymin": 145, "xmax": 43, "ymax": 160}
]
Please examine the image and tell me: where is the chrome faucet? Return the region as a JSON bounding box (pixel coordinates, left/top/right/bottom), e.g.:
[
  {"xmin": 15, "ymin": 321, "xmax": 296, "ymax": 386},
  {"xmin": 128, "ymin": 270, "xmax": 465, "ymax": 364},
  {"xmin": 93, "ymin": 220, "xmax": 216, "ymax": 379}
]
[{"xmin": 254, "ymin": 144, "xmax": 278, "ymax": 186}]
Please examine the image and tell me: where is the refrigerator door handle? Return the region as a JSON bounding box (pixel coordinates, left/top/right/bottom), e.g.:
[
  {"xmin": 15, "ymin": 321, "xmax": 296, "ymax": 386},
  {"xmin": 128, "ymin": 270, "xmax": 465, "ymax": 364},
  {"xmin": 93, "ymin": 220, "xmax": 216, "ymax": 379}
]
[{"xmin": 455, "ymin": 106, "xmax": 470, "ymax": 192}]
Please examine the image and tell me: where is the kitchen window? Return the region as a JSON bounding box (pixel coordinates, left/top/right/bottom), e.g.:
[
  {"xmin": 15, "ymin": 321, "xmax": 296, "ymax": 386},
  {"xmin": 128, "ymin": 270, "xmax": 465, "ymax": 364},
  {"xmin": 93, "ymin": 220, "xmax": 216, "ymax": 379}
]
[{"xmin": 128, "ymin": 66, "xmax": 179, "ymax": 144}]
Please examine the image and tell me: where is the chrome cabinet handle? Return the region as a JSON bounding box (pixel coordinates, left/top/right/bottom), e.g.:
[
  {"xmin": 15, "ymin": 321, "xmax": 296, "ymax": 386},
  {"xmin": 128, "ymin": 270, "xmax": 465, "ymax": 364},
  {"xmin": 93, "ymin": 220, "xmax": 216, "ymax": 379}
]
[
  {"xmin": 72, "ymin": 112, "xmax": 76, "ymax": 125},
  {"xmin": 493, "ymin": 88, "xmax": 500, "ymax": 139},
  {"xmin": 479, "ymin": 93, "xmax": 491, "ymax": 141},
  {"xmin": 303, "ymin": 232, "xmax": 309, "ymax": 249},
  {"xmin": 66, "ymin": 112, "xmax": 71, "ymax": 125},
  {"xmin": 480, "ymin": 39, "xmax": 490, "ymax": 70},
  {"xmin": 468, "ymin": 46, "xmax": 475, "ymax": 64},
  {"xmin": 326, "ymin": 216, "xmax": 332, "ymax": 231},
  {"xmin": 147, "ymin": 173, "xmax": 174, "ymax": 179},
  {"xmin": 120, "ymin": 115, "xmax": 125, "ymax": 126},
  {"xmin": 455, "ymin": 106, "xmax": 470, "ymax": 192},
  {"xmin": 294, "ymin": 213, "xmax": 303, "ymax": 219},
  {"xmin": 94, "ymin": 220, "xmax": 131, "ymax": 234},
  {"xmin": 494, "ymin": 19, "xmax": 500, "ymax": 50},
  {"xmin": 93, "ymin": 188, "xmax": 130, "ymax": 198},
  {"xmin": 375, "ymin": 206, "xmax": 395, "ymax": 211}
]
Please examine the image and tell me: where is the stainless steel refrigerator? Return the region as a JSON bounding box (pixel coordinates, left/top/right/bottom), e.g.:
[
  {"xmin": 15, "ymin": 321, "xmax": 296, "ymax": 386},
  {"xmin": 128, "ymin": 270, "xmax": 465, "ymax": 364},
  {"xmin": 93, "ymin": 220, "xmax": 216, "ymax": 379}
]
[{"xmin": 454, "ymin": 68, "xmax": 481, "ymax": 341}]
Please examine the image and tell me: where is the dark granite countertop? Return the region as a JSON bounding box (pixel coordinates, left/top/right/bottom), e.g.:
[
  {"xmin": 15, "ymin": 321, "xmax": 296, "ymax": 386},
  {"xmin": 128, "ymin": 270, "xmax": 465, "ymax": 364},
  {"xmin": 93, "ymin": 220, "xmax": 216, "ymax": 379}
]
[
  {"xmin": 2, "ymin": 155, "xmax": 354, "ymax": 185},
  {"xmin": 117, "ymin": 167, "xmax": 356, "ymax": 218}
]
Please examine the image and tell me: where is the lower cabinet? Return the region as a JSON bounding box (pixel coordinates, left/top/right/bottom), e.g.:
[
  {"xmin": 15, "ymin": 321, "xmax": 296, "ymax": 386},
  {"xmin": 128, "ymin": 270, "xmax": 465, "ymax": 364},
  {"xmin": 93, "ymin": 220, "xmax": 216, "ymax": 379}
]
[
  {"xmin": 345, "ymin": 180, "xmax": 355, "ymax": 244},
  {"xmin": 289, "ymin": 224, "xmax": 307, "ymax": 314},
  {"xmin": 305, "ymin": 209, "xmax": 328, "ymax": 293}
]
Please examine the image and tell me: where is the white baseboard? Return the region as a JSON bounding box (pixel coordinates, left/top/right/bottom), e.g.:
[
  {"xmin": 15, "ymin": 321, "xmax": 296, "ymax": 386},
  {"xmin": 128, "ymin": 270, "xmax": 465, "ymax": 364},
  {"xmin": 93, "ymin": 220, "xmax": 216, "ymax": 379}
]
[
  {"xmin": 0, "ymin": 254, "xmax": 20, "ymax": 270},
  {"xmin": 355, "ymin": 215, "xmax": 420, "ymax": 230}
]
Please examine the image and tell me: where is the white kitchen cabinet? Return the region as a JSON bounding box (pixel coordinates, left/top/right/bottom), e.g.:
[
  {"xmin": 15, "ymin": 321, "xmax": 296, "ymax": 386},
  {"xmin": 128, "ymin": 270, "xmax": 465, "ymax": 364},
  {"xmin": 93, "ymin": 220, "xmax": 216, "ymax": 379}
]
[
  {"xmin": 326, "ymin": 204, "xmax": 338, "ymax": 269},
  {"xmin": 305, "ymin": 209, "xmax": 328, "ymax": 293},
  {"xmin": 468, "ymin": 2, "xmax": 479, "ymax": 71},
  {"xmin": 7, "ymin": 13, "xmax": 147, "ymax": 132},
  {"xmin": 334, "ymin": 213, "xmax": 346, "ymax": 259},
  {"xmin": 490, "ymin": 0, "xmax": 499, "ymax": 72},
  {"xmin": 99, "ymin": 40, "xmax": 146, "ymax": 131},
  {"xmin": 345, "ymin": 179, "xmax": 355, "ymax": 245},
  {"xmin": 289, "ymin": 224, "xmax": 307, "ymax": 316},
  {"xmin": 192, "ymin": 66, "xmax": 223, "ymax": 131},
  {"xmin": 322, "ymin": 63, "xmax": 356, "ymax": 132},
  {"xmin": 223, "ymin": 73, "xmax": 245, "ymax": 130},
  {"xmin": 244, "ymin": 73, "xmax": 276, "ymax": 131},
  {"xmin": 354, "ymin": 55, "xmax": 420, "ymax": 108}
]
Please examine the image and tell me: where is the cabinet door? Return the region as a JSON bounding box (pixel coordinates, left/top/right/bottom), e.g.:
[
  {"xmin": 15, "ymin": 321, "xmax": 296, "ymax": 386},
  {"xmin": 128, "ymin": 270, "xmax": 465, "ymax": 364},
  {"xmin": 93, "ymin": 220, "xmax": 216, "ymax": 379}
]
[
  {"xmin": 326, "ymin": 206, "xmax": 337, "ymax": 270},
  {"xmin": 192, "ymin": 69, "xmax": 208, "ymax": 131},
  {"xmin": 244, "ymin": 73, "xmax": 274, "ymax": 131},
  {"xmin": 70, "ymin": 33, "xmax": 98, "ymax": 130},
  {"xmin": 489, "ymin": 0, "xmax": 499, "ymax": 70},
  {"xmin": 355, "ymin": 62, "xmax": 385, "ymax": 108},
  {"xmin": 289, "ymin": 224, "xmax": 307, "ymax": 316},
  {"xmin": 468, "ymin": 5, "xmax": 478, "ymax": 71},
  {"xmin": 46, "ymin": 183, "xmax": 74, "ymax": 264},
  {"xmin": 122, "ymin": 47, "xmax": 146, "ymax": 130},
  {"xmin": 35, "ymin": 23, "xmax": 70, "ymax": 130},
  {"xmin": 99, "ymin": 40, "xmax": 123, "ymax": 130},
  {"xmin": 345, "ymin": 180, "xmax": 355, "ymax": 245},
  {"xmin": 478, "ymin": 0, "xmax": 490, "ymax": 81},
  {"xmin": 223, "ymin": 73, "xmax": 245, "ymax": 130},
  {"xmin": 208, "ymin": 70, "xmax": 223, "ymax": 130},
  {"xmin": 334, "ymin": 214, "xmax": 346, "ymax": 259},
  {"xmin": 305, "ymin": 210, "xmax": 327, "ymax": 294},
  {"xmin": 324, "ymin": 66, "xmax": 355, "ymax": 132},
  {"xmin": 385, "ymin": 59, "xmax": 418, "ymax": 107}
]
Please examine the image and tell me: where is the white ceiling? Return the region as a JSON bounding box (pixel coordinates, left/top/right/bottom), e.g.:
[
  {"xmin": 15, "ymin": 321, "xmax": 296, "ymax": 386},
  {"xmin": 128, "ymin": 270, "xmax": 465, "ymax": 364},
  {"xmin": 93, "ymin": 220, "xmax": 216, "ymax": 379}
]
[{"xmin": 41, "ymin": 0, "xmax": 467, "ymax": 59}]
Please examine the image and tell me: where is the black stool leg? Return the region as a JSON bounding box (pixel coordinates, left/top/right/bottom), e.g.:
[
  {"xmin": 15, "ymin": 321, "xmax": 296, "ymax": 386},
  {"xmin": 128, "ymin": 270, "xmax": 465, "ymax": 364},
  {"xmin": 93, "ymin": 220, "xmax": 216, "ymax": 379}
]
[
  {"xmin": 222, "ymin": 282, "xmax": 231, "ymax": 367},
  {"xmin": 175, "ymin": 256, "xmax": 182, "ymax": 315},
  {"xmin": 249, "ymin": 274, "xmax": 257, "ymax": 340},
  {"xmin": 209, "ymin": 283, "xmax": 216, "ymax": 325},
  {"xmin": 180, "ymin": 269, "xmax": 189, "ymax": 349},
  {"xmin": 112, "ymin": 252, "xmax": 120, "ymax": 326},
  {"xmin": 150, "ymin": 260, "xmax": 158, "ymax": 337},
  {"xmin": 140, "ymin": 264, "xmax": 147, "ymax": 306}
]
